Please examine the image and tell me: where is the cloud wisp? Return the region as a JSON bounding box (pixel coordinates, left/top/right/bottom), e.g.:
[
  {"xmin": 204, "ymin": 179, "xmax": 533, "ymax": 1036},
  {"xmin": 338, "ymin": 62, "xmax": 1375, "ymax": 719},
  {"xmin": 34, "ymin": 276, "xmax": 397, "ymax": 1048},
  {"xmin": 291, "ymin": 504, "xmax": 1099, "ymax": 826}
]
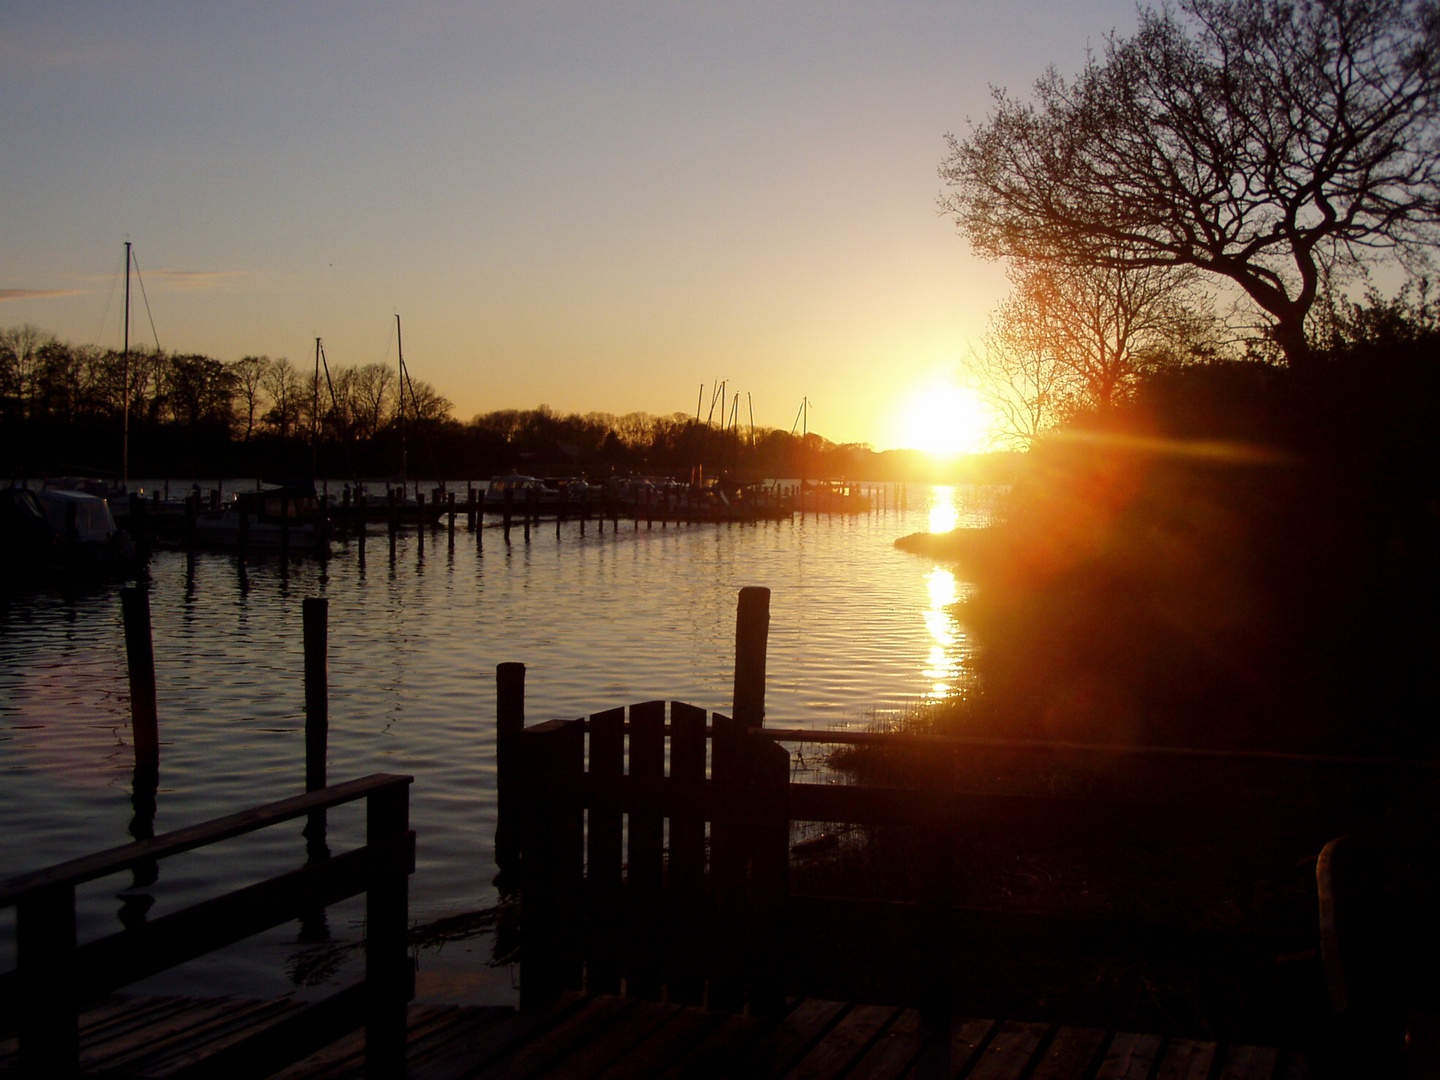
[{"xmin": 0, "ymin": 289, "xmax": 83, "ymax": 302}]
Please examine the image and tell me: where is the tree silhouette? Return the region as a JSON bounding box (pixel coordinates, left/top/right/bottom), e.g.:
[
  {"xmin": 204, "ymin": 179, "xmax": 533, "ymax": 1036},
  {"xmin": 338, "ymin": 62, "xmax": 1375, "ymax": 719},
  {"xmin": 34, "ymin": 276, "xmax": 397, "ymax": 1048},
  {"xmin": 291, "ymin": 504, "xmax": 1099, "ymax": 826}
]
[{"xmin": 941, "ymin": 0, "xmax": 1440, "ymax": 367}]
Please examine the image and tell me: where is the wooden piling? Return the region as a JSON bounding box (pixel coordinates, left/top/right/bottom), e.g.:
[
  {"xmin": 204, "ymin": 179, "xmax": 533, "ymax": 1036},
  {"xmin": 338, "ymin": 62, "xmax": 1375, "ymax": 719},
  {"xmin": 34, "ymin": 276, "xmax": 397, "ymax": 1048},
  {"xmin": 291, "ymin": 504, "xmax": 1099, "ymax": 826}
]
[
  {"xmin": 494, "ymin": 663, "xmax": 526, "ymax": 875},
  {"xmin": 732, "ymin": 586, "xmax": 771, "ymax": 729},
  {"xmin": 303, "ymin": 598, "xmax": 328, "ymax": 795},
  {"xmin": 120, "ymin": 588, "xmax": 160, "ymax": 772}
]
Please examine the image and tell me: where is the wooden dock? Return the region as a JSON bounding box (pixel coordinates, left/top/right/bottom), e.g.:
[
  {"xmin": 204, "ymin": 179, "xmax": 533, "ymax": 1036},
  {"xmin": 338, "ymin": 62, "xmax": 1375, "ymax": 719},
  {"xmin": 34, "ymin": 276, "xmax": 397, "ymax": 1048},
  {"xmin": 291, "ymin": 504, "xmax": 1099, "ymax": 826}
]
[{"xmin": 0, "ymin": 991, "xmax": 1310, "ymax": 1079}]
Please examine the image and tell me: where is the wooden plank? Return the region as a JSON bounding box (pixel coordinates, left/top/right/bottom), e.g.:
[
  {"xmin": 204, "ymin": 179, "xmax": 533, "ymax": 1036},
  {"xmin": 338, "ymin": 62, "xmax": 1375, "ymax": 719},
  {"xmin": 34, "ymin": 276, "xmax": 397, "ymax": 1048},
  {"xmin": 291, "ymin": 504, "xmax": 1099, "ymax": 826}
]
[
  {"xmin": 664, "ymin": 702, "xmax": 709, "ymax": 1007},
  {"xmin": 0, "ymin": 774, "xmax": 413, "ymax": 905},
  {"xmin": 906, "ymin": 1017, "xmax": 996, "ymax": 1080},
  {"xmin": 1095, "ymin": 1032, "xmax": 1164, "ymax": 1080},
  {"xmin": 79, "ymin": 998, "xmax": 260, "ymax": 1071},
  {"xmin": 404, "ymin": 994, "xmax": 588, "ymax": 1080},
  {"xmin": 1274, "ymin": 1050, "xmax": 1314, "ymax": 1080},
  {"xmin": 626, "ymin": 701, "xmax": 666, "ymax": 1001},
  {"xmin": 1155, "ymin": 1038, "xmax": 1218, "ymax": 1080},
  {"xmin": 588, "ymin": 707, "xmax": 626, "ymax": 892},
  {"xmin": 595, "ymin": 1004, "xmax": 728, "ymax": 1080},
  {"xmin": 541, "ymin": 1000, "xmax": 682, "ymax": 1080},
  {"xmin": 587, "ymin": 706, "xmax": 626, "ymax": 998},
  {"xmin": 103, "ymin": 997, "xmax": 303, "ymax": 1077},
  {"xmin": 68, "ymin": 834, "xmax": 411, "ymax": 1001},
  {"xmin": 1028, "ymin": 1026, "xmax": 1107, "ymax": 1080},
  {"xmin": 727, "ymin": 999, "xmax": 848, "ymax": 1078},
  {"xmin": 656, "ymin": 1010, "xmax": 768, "ymax": 1080},
  {"xmin": 472, "ymin": 994, "xmax": 637, "ymax": 1080},
  {"xmin": 835, "ymin": 1007, "xmax": 928, "ymax": 1080},
  {"xmin": 782, "ymin": 1004, "xmax": 899, "ymax": 1080},
  {"xmin": 627, "ymin": 701, "xmax": 667, "ymax": 892},
  {"xmin": 162, "ymin": 983, "xmax": 375, "ymax": 1079},
  {"xmin": 961, "ymin": 1020, "xmax": 1048, "ymax": 1080},
  {"xmin": 807, "ymin": 784, "xmax": 1323, "ymax": 845},
  {"xmin": 1217, "ymin": 1044, "xmax": 1280, "ymax": 1079}
]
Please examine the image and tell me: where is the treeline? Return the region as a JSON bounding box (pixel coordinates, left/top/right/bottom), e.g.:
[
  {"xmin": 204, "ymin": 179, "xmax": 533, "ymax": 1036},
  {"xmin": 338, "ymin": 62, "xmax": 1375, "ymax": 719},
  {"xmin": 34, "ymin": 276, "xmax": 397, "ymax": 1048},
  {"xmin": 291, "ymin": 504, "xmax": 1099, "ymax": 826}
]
[{"xmin": 0, "ymin": 325, "xmax": 1010, "ymax": 483}]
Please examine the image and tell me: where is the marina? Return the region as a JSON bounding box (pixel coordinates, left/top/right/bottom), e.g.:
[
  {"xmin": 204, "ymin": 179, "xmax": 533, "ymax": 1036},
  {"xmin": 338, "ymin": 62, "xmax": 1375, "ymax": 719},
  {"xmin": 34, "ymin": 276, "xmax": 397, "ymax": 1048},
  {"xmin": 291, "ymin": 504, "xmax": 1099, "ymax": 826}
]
[{"xmin": 0, "ymin": 484, "xmax": 993, "ymax": 1008}]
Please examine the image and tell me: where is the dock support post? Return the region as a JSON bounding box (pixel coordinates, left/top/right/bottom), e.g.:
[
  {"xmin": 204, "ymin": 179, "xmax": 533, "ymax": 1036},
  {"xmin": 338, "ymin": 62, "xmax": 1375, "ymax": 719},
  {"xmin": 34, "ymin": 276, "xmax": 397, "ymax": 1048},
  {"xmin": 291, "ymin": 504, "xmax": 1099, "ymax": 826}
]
[
  {"xmin": 365, "ymin": 780, "xmax": 412, "ymax": 1077},
  {"xmin": 304, "ymin": 598, "xmax": 328, "ymax": 795},
  {"xmin": 495, "ymin": 662, "xmax": 526, "ymax": 878},
  {"xmin": 732, "ymin": 586, "xmax": 770, "ymax": 729}
]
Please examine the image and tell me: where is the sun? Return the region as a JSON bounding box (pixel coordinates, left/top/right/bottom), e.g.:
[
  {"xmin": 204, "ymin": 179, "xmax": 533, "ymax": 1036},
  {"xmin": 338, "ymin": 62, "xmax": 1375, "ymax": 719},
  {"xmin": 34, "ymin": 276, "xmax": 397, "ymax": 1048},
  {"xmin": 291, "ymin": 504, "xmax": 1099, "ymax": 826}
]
[{"xmin": 895, "ymin": 379, "xmax": 995, "ymax": 456}]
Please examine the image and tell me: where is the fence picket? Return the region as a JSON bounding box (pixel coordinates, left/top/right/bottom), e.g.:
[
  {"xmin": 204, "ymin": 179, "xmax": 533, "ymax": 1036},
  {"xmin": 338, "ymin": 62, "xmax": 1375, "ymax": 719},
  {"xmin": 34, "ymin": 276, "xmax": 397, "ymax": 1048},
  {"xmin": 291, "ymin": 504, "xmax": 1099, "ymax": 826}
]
[
  {"xmin": 667, "ymin": 702, "xmax": 709, "ymax": 1005},
  {"xmin": 627, "ymin": 700, "xmax": 666, "ymax": 1000}
]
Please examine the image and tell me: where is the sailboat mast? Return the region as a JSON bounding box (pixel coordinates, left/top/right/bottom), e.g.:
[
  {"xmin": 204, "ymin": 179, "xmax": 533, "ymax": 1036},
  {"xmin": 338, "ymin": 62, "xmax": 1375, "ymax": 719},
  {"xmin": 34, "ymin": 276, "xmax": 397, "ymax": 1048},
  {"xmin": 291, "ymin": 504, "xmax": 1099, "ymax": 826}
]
[
  {"xmin": 312, "ymin": 337, "xmax": 322, "ymax": 480},
  {"xmin": 396, "ymin": 314, "xmax": 407, "ymax": 490},
  {"xmin": 122, "ymin": 241, "xmax": 131, "ymax": 492}
]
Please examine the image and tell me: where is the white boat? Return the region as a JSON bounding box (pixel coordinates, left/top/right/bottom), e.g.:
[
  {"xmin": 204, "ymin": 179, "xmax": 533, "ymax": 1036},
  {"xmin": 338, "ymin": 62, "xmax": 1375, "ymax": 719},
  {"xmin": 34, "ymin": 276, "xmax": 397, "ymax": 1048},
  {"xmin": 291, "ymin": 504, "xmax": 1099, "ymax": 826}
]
[
  {"xmin": 192, "ymin": 485, "xmax": 329, "ymax": 551},
  {"xmin": 483, "ymin": 475, "xmax": 558, "ymax": 511}
]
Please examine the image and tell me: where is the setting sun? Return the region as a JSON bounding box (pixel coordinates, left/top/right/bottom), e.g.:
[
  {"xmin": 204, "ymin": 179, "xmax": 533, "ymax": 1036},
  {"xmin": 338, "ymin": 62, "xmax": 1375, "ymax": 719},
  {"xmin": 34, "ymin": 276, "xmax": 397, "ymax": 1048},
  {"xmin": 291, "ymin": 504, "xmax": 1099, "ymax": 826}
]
[{"xmin": 894, "ymin": 379, "xmax": 995, "ymax": 456}]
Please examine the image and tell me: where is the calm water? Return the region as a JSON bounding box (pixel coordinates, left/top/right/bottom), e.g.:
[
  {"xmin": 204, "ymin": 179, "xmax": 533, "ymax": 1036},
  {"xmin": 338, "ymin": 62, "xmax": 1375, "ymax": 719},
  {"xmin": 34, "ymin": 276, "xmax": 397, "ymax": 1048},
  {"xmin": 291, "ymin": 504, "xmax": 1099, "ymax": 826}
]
[{"xmin": 0, "ymin": 483, "xmax": 996, "ymax": 1005}]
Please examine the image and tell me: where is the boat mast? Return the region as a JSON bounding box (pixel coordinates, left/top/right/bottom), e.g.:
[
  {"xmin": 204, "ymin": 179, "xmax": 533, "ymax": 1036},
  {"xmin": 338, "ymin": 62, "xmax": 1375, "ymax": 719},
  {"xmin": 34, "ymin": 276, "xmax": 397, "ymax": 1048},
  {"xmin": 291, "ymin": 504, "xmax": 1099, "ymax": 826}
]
[
  {"xmin": 312, "ymin": 337, "xmax": 322, "ymax": 480},
  {"xmin": 396, "ymin": 314, "xmax": 407, "ymax": 494},
  {"xmin": 122, "ymin": 241, "xmax": 131, "ymax": 492}
]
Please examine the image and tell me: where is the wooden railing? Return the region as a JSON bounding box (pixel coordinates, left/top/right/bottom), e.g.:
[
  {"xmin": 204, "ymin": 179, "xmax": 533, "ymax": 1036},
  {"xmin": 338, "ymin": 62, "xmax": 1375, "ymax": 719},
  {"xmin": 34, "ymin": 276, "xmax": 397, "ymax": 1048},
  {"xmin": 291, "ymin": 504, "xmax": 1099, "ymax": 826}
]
[
  {"xmin": 0, "ymin": 773, "xmax": 413, "ymax": 1079},
  {"xmin": 498, "ymin": 672, "xmax": 1440, "ymax": 1021}
]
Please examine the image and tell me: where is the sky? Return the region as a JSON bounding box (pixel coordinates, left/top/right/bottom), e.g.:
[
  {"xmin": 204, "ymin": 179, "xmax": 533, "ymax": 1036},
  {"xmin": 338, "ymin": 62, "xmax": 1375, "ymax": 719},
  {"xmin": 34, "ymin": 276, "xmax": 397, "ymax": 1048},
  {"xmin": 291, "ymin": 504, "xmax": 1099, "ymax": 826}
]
[{"xmin": 1, "ymin": 0, "xmax": 1142, "ymax": 451}]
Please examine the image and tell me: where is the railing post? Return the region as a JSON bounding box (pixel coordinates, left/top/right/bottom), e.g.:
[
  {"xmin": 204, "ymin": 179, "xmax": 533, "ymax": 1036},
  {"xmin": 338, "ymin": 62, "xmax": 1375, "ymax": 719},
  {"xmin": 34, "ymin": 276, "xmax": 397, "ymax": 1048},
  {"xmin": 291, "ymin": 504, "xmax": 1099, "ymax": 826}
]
[
  {"xmin": 17, "ymin": 883, "xmax": 78, "ymax": 1076},
  {"xmin": 495, "ymin": 663, "xmax": 526, "ymax": 878},
  {"xmin": 364, "ymin": 780, "xmax": 413, "ymax": 1079},
  {"xmin": 121, "ymin": 588, "xmax": 160, "ymax": 774},
  {"xmin": 519, "ymin": 719, "xmax": 585, "ymax": 1010},
  {"xmin": 732, "ymin": 586, "xmax": 770, "ymax": 729}
]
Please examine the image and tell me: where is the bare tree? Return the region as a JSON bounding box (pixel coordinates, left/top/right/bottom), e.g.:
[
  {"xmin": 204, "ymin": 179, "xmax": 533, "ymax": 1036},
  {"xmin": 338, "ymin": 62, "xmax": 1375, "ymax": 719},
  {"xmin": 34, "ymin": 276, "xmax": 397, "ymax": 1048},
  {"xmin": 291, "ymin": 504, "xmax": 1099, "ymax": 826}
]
[
  {"xmin": 350, "ymin": 362, "xmax": 396, "ymax": 440},
  {"xmin": 232, "ymin": 356, "xmax": 270, "ymax": 440},
  {"xmin": 941, "ymin": 0, "xmax": 1440, "ymax": 367},
  {"xmin": 261, "ymin": 357, "xmax": 303, "ymax": 439}
]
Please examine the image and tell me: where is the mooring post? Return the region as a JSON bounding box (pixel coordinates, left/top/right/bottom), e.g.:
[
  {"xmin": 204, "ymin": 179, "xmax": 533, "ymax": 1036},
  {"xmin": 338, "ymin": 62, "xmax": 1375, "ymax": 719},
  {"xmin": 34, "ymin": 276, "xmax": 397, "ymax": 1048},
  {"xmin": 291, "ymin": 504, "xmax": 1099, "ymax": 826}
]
[
  {"xmin": 303, "ymin": 598, "xmax": 328, "ymax": 794},
  {"xmin": 732, "ymin": 586, "xmax": 771, "ymax": 729},
  {"xmin": 495, "ymin": 662, "xmax": 526, "ymax": 877},
  {"xmin": 120, "ymin": 588, "xmax": 159, "ymax": 772}
]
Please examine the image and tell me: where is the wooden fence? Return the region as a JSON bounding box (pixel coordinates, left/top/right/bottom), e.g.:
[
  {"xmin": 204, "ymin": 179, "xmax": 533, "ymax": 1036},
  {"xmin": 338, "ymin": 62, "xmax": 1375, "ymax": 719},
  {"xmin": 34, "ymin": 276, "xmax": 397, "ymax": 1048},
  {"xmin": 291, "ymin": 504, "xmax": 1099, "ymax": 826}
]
[
  {"xmin": 0, "ymin": 773, "xmax": 413, "ymax": 1079},
  {"xmin": 497, "ymin": 669, "xmax": 1440, "ymax": 1026}
]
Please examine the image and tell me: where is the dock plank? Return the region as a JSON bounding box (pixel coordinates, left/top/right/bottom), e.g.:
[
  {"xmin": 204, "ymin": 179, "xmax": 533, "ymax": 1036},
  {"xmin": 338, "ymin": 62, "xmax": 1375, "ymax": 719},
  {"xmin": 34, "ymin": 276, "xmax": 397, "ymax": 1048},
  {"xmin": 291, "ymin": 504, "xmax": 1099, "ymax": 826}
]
[
  {"xmin": 1029, "ymin": 1026, "xmax": 1107, "ymax": 1080},
  {"xmin": 1154, "ymin": 1038, "xmax": 1218, "ymax": 1080},
  {"xmin": 593, "ymin": 1005, "xmax": 728, "ymax": 1080},
  {"xmin": 1218, "ymin": 1044, "xmax": 1280, "ymax": 1080},
  {"xmin": 471, "ymin": 994, "xmax": 637, "ymax": 1080},
  {"xmin": 842, "ymin": 1007, "xmax": 928, "ymax": 1080},
  {"xmin": 962, "ymin": 1020, "xmax": 1049, "ymax": 1080},
  {"xmin": 725, "ymin": 998, "xmax": 847, "ymax": 1078},
  {"xmin": 1095, "ymin": 1032, "xmax": 1164, "ymax": 1080},
  {"xmin": 782, "ymin": 1004, "xmax": 899, "ymax": 1080},
  {"xmin": 0, "ymin": 993, "xmax": 1308, "ymax": 1080}
]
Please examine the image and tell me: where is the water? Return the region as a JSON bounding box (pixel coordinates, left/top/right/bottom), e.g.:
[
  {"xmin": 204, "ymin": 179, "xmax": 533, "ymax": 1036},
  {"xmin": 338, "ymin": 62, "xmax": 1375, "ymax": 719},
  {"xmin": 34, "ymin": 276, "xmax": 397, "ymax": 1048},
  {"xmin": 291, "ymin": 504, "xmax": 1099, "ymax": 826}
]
[{"xmin": 0, "ymin": 484, "xmax": 996, "ymax": 1006}]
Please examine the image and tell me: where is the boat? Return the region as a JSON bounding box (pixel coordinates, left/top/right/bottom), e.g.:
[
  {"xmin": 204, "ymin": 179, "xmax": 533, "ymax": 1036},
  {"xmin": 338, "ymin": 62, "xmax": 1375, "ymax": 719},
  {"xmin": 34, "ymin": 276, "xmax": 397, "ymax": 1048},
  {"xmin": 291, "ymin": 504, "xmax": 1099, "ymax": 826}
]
[
  {"xmin": 483, "ymin": 475, "xmax": 560, "ymax": 512},
  {"xmin": 797, "ymin": 480, "xmax": 873, "ymax": 514},
  {"xmin": 0, "ymin": 484, "xmax": 139, "ymax": 583},
  {"xmin": 191, "ymin": 483, "xmax": 330, "ymax": 552}
]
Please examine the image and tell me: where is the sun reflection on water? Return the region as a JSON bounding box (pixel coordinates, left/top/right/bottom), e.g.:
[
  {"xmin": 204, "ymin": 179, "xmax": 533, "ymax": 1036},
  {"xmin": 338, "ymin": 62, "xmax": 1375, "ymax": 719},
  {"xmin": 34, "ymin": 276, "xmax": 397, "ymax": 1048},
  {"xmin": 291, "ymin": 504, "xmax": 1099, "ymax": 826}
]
[
  {"xmin": 929, "ymin": 485, "xmax": 959, "ymax": 533},
  {"xmin": 921, "ymin": 565, "xmax": 968, "ymax": 700}
]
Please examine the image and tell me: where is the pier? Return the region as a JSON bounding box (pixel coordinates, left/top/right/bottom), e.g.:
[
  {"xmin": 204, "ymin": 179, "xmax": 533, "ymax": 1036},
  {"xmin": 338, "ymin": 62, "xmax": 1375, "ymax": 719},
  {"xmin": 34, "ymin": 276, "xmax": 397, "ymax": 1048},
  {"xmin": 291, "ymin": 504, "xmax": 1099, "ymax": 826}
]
[{"xmin": 6, "ymin": 588, "xmax": 1421, "ymax": 1076}]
